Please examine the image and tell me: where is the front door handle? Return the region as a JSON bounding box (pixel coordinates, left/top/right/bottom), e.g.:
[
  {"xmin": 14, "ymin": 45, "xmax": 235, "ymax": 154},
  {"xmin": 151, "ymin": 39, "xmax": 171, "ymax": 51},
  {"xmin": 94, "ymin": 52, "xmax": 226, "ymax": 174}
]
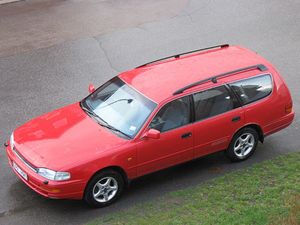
[
  {"xmin": 181, "ymin": 132, "xmax": 192, "ymax": 139},
  {"xmin": 232, "ymin": 116, "xmax": 241, "ymax": 122}
]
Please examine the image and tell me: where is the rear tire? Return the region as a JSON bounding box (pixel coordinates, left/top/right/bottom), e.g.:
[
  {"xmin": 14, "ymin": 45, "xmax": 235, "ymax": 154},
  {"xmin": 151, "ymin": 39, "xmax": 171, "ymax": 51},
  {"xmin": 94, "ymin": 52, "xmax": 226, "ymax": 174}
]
[
  {"xmin": 226, "ymin": 127, "xmax": 259, "ymax": 162},
  {"xmin": 84, "ymin": 169, "xmax": 124, "ymax": 208}
]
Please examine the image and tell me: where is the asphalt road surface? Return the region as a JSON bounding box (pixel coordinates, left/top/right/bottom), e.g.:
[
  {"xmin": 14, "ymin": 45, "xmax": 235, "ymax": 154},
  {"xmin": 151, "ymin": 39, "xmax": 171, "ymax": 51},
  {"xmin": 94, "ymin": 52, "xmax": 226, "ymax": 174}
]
[{"xmin": 0, "ymin": 0, "xmax": 299, "ymax": 225}]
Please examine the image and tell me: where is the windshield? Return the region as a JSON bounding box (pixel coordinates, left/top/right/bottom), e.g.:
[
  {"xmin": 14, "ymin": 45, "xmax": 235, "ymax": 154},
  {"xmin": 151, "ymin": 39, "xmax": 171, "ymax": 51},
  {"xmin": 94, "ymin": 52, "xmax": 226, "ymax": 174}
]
[{"xmin": 81, "ymin": 77, "xmax": 157, "ymax": 138}]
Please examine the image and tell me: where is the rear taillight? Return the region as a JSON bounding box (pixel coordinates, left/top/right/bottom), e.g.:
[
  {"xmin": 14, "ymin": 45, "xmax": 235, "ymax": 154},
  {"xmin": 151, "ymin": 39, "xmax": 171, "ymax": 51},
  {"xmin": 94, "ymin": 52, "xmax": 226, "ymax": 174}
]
[{"xmin": 285, "ymin": 101, "xmax": 293, "ymax": 114}]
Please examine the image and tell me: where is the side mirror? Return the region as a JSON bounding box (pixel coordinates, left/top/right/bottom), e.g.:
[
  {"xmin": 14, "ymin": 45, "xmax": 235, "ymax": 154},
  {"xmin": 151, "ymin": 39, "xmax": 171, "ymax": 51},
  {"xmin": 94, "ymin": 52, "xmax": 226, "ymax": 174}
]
[
  {"xmin": 143, "ymin": 129, "xmax": 160, "ymax": 139},
  {"xmin": 88, "ymin": 84, "xmax": 95, "ymax": 93}
]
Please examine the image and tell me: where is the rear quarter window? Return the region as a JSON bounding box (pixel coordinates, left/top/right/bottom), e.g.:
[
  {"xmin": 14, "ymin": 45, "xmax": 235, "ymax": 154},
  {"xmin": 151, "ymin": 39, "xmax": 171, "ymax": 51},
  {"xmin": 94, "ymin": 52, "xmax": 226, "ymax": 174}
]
[{"xmin": 229, "ymin": 74, "xmax": 272, "ymax": 105}]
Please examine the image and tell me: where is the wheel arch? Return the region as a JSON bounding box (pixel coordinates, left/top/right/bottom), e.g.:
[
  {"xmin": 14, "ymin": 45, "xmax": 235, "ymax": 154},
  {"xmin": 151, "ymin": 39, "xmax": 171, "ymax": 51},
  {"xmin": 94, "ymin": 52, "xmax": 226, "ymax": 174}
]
[
  {"xmin": 103, "ymin": 166, "xmax": 129, "ymax": 186},
  {"xmin": 234, "ymin": 124, "xmax": 264, "ymax": 143}
]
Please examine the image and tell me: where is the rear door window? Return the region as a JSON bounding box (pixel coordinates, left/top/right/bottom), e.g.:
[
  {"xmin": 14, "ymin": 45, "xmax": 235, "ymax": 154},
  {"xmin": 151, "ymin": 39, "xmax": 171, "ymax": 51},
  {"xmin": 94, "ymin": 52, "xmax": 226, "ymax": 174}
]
[
  {"xmin": 229, "ymin": 75, "xmax": 272, "ymax": 105},
  {"xmin": 193, "ymin": 85, "xmax": 234, "ymax": 121}
]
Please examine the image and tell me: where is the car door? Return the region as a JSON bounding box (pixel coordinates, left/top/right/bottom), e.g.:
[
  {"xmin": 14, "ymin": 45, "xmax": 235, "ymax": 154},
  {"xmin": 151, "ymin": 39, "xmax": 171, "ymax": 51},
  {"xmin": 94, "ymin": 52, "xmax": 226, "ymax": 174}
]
[
  {"xmin": 136, "ymin": 96, "xmax": 194, "ymax": 176},
  {"xmin": 192, "ymin": 85, "xmax": 244, "ymax": 158}
]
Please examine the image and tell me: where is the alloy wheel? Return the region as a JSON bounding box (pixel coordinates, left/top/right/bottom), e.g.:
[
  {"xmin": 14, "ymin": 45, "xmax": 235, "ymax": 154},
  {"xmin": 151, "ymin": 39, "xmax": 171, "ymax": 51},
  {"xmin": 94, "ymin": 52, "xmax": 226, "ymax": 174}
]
[
  {"xmin": 92, "ymin": 177, "xmax": 118, "ymax": 203},
  {"xmin": 233, "ymin": 133, "xmax": 255, "ymax": 158}
]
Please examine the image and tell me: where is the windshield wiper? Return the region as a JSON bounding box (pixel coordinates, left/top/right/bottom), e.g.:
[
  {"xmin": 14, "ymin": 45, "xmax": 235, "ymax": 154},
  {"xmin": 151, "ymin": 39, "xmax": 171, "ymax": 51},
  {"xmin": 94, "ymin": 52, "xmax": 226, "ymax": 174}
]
[
  {"xmin": 98, "ymin": 122, "xmax": 132, "ymax": 139},
  {"xmin": 80, "ymin": 103, "xmax": 99, "ymax": 119},
  {"xmin": 81, "ymin": 103, "xmax": 108, "ymax": 125},
  {"xmin": 98, "ymin": 98, "xmax": 133, "ymax": 109},
  {"xmin": 80, "ymin": 102, "xmax": 131, "ymax": 139}
]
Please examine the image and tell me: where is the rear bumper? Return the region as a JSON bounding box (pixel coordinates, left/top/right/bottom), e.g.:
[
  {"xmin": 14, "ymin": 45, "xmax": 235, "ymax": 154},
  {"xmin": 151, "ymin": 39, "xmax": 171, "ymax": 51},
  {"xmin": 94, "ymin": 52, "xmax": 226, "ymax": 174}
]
[{"xmin": 5, "ymin": 144, "xmax": 85, "ymax": 200}]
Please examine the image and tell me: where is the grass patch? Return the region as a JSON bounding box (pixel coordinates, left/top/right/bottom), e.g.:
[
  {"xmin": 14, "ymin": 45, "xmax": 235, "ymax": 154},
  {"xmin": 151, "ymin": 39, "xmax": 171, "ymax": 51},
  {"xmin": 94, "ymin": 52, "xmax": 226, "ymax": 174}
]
[{"xmin": 88, "ymin": 152, "xmax": 300, "ymax": 225}]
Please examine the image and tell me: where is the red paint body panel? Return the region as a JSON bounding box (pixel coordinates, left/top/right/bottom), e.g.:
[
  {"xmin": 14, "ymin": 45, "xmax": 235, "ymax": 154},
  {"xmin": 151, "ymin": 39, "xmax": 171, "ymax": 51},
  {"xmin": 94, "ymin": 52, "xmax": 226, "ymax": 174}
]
[
  {"xmin": 193, "ymin": 107, "xmax": 245, "ymax": 158},
  {"xmin": 136, "ymin": 123, "xmax": 194, "ymax": 176},
  {"xmin": 13, "ymin": 103, "xmax": 128, "ymax": 171},
  {"xmin": 5, "ymin": 45, "xmax": 294, "ymax": 200}
]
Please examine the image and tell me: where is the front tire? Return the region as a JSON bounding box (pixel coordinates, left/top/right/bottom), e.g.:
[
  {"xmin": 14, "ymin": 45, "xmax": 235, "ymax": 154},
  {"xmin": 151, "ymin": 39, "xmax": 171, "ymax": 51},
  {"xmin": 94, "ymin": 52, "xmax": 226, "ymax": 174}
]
[
  {"xmin": 84, "ymin": 169, "xmax": 124, "ymax": 208},
  {"xmin": 226, "ymin": 127, "xmax": 259, "ymax": 162}
]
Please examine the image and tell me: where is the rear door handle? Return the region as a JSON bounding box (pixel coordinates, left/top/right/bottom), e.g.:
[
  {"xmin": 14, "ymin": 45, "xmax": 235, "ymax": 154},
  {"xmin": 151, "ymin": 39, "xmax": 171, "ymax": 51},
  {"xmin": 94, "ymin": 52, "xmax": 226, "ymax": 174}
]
[
  {"xmin": 181, "ymin": 132, "xmax": 192, "ymax": 139},
  {"xmin": 232, "ymin": 116, "xmax": 241, "ymax": 122}
]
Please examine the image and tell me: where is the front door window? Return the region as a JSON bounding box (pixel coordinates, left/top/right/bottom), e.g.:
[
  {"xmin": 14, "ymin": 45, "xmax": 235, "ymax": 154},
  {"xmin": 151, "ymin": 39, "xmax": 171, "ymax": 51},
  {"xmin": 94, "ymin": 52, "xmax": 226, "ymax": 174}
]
[{"xmin": 149, "ymin": 96, "xmax": 191, "ymax": 132}]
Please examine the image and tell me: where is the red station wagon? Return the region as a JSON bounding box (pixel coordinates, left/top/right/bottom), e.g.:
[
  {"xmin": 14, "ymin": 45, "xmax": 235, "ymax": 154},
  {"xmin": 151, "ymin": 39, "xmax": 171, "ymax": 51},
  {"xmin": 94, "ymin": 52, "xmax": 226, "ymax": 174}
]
[{"xmin": 5, "ymin": 44, "xmax": 294, "ymax": 207}]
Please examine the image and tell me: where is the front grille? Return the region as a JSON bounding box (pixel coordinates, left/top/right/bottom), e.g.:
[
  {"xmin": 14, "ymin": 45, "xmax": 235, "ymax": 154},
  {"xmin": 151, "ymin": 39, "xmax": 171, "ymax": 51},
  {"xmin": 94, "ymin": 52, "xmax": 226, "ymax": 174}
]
[{"xmin": 13, "ymin": 147, "xmax": 37, "ymax": 172}]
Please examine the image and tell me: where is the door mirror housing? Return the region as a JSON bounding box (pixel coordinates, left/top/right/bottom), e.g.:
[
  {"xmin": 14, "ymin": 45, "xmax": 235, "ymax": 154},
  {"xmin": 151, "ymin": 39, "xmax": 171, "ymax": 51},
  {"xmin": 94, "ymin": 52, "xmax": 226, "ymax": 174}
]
[
  {"xmin": 88, "ymin": 84, "xmax": 95, "ymax": 93},
  {"xmin": 143, "ymin": 129, "xmax": 160, "ymax": 139}
]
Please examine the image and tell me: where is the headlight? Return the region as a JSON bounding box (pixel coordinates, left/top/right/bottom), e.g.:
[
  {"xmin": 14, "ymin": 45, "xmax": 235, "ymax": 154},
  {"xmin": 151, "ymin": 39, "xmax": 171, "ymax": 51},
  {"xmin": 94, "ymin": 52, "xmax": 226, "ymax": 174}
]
[
  {"xmin": 10, "ymin": 132, "xmax": 14, "ymax": 149},
  {"xmin": 37, "ymin": 168, "xmax": 71, "ymax": 181}
]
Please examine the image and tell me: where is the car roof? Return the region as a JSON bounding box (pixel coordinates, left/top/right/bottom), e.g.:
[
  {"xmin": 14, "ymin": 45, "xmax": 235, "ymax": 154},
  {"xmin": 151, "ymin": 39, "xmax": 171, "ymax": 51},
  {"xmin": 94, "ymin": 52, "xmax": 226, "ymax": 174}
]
[{"xmin": 119, "ymin": 45, "xmax": 271, "ymax": 103}]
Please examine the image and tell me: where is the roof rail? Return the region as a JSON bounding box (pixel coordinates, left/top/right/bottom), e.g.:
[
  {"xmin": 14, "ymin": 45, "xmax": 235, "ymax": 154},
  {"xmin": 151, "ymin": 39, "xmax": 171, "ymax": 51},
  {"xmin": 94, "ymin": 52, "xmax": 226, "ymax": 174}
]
[
  {"xmin": 136, "ymin": 44, "xmax": 229, "ymax": 68},
  {"xmin": 173, "ymin": 64, "xmax": 268, "ymax": 95}
]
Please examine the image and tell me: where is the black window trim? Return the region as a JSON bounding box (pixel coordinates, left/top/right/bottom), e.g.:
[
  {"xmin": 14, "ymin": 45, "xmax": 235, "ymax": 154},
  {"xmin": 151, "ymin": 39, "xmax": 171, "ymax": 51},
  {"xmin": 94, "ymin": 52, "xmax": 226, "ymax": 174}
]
[
  {"xmin": 189, "ymin": 95, "xmax": 196, "ymax": 123},
  {"xmin": 224, "ymin": 84, "xmax": 242, "ymax": 108},
  {"xmin": 227, "ymin": 73, "xmax": 274, "ymax": 106},
  {"xmin": 145, "ymin": 73, "xmax": 273, "ymax": 135}
]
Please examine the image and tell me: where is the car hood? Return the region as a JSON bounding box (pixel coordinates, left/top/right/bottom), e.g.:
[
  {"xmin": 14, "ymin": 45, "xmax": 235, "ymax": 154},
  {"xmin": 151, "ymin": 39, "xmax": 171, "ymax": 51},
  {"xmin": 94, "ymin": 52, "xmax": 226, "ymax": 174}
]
[{"xmin": 13, "ymin": 103, "xmax": 128, "ymax": 170}]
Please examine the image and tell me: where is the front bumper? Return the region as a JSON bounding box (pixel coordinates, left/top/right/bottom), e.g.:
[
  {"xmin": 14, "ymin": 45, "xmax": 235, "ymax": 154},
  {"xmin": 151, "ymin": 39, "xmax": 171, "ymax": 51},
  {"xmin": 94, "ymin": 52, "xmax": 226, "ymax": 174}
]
[{"xmin": 5, "ymin": 144, "xmax": 85, "ymax": 200}]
